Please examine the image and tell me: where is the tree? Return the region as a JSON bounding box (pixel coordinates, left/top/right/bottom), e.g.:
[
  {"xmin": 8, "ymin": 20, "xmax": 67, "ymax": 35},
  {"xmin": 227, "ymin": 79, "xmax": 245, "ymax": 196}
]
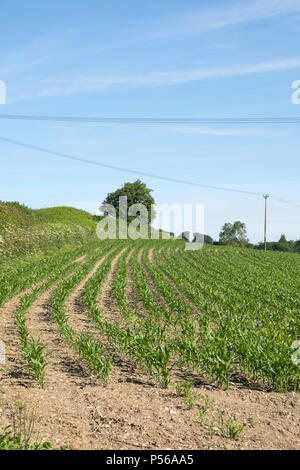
[
  {"xmin": 279, "ymin": 234, "xmax": 287, "ymax": 243},
  {"xmin": 101, "ymin": 179, "xmax": 156, "ymax": 224},
  {"xmin": 219, "ymin": 221, "xmax": 249, "ymax": 247},
  {"xmin": 192, "ymin": 233, "xmax": 214, "ymax": 244},
  {"xmin": 294, "ymin": 239, "xmax": 300, "ymax": 253},
  {"xmin": 177, "ymin": 231, "xmax": 190, "ymax": 242}
]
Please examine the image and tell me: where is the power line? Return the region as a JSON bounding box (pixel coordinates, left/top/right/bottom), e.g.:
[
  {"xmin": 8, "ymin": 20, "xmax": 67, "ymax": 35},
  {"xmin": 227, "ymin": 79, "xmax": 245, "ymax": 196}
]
[
  {"xmin": 0, "ymin": 135, "xmax": 261, "ymax": 195},
  {"xmin": 269, "ymin": 196, "xmax": 300, "ymax": 209},
  {"xmin": 1, "ymin": 114, "xmax": 300, "ymax": 124},
  {"xmin": 0, "ymin": 134, "xmax": 299, "ymax": 209}
]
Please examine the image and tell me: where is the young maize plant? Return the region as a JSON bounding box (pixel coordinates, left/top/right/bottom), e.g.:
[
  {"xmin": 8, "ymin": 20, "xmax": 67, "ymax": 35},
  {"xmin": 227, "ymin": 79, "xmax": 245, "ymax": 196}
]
[
  {"xmin": 13, "ymin": 246, "xmax": 95, "ymax": 386},
  {"xmin": 1, "ymin": 239, "xmax": 299, "ymax": 393},
  {"xmin": 157, "ymin": 245, "xmax": 300, "ymax": 391},
  {"xmin": 0, "ymin": 242, "xmax": 97, "ymax": 306},
  {"xmin": 50, "ymin": 241, "xmax": 118, "ymax": 385}
]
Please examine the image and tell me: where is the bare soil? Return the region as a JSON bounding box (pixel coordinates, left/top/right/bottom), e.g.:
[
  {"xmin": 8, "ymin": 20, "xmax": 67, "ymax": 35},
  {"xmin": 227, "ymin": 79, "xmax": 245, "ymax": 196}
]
[
  {"xmin": 98, "ymin": 247, "xmax": 127, "ymax": 327},
  {"xmin": 126, "ymin": 249, "xmax": 150, "ymax": 321}
]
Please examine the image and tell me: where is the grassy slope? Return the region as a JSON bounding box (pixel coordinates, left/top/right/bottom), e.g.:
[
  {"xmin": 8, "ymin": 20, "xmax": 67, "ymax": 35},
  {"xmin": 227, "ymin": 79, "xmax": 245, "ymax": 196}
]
[
  {"xmin": 32, "ymin": 206, "xmax": 96, "ymax": 228},
  {"xmin": 0, "ymin": 202, "xmax": 97, "ymax": 261}
]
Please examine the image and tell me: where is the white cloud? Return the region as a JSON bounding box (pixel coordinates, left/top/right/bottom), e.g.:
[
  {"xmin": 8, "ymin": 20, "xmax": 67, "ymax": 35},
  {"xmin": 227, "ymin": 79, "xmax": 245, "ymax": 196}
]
[
  {"xmin": 9, "ymin": 57, "xmax": 300, "ymax": 102},
  {"xmin": 146, "ymin": 0, "xmax": 300, "ymax": 39},
  {"xmin": 86, "ymin": 0, "xmax": 300, "ymax": 53}
]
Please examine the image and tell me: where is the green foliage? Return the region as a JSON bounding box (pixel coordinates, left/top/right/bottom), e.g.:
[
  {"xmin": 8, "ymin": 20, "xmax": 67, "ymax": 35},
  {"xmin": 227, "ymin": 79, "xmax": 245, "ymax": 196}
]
[
  {"xmin": 0, "ymin": 402, "xmax": 71, "ymax": 450},
  {"xmin": 101, "ymin": 179, "xmax": 156, "ymax": 224},
  {"xmin": 0, "ymin": 202, "xmax": 97, "ymax": 260},
  {"xmin": 177, "ymin": 231, "xmax": 190, "ymax": 242},
  {"xmin": 0, "ymin": 238, "xmax": 299, "ymax": 397},
  {"xmin": 192, "ymin": 233, "xmax": 214, "ymax": 244},
  {"xmin": 32, "ymin": 206, "xmax": 96, "ymax": 228},
  {"xmin": 182, "ymin": 381, "xmax": 197, "ymax": 409},
  {"xmin": 219, "ymin": 221, "xmax": 249, "ymax": 247},
  {"xmin": 255, "ymin": 234, "xmax": 299, "ymax": 253},
  {"xmin": 50, "ymin": 242, "xmax": 115, "ymax": 384},
  {"xmin": 294, "ymin": 239, "xmax": 300, "ymax": 253},
  {"xmin": 11, "ymin": 244, "xmax": 100, "ymax": 385},
  {"xmin": 197, "ymin": 395, "xmax": 211, "ymax": 423},
  {"xmin": 0, "ymin": 201, "xmax": 33, "ymax": 231},
  {"xmin": 154, "ymin": 244, "xmax": 300, "ymax": 391},
  {"xmin": 0, "ymin": 201, "xmax": 32, "ymax": 215},
  {"xmin": 256, "ymin": 241, "xmax": 292, "ymax": 252},
  {"xmin": 279, "ymin": 234, "xmax": 287, "ymax": 243},
  {"xmin": 216, "ymin": 411, "xmax": 246, "ymax": 439},
  {"xmin": 0, "ymin": 428, "xmax": 51, "ymax": 450},
  {"xmin": 0, "ymin": 427, "xmax": 71, "ymax": 450}
]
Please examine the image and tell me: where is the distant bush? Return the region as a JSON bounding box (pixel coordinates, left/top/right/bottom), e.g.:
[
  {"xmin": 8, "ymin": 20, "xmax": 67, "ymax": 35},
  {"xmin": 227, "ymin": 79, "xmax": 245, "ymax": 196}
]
[
  {"xmin": 255, "ymin": 241, "xmax": 293, "ymax": 252},
  {"xmin": 294, "ymin": 239, "xmax": 300, "ymax": 253},
  {"xmin": 255, "ymin": 234, "xmax": 298, "ymax": 253},
  {"xmin": 192, "ymin": 233, "xmax": 214, "ymax": 244}
]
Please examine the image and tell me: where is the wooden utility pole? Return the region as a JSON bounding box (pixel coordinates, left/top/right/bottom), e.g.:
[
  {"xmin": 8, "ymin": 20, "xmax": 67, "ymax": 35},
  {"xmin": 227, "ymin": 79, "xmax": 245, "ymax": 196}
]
[{"xmin": 263, "ymin": 194, "xmax": 269, "ymax": 251}]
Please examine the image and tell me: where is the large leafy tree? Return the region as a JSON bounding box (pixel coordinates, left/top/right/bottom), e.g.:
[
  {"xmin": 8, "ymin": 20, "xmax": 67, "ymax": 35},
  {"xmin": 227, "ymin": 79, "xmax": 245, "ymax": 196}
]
[
  {"xmin": 219, "ymin": 221, "xmax": 249, "ymax": 247},
  {"xmin": 101, "ymin": 179, "xmax": 156, "ymax": 224}
]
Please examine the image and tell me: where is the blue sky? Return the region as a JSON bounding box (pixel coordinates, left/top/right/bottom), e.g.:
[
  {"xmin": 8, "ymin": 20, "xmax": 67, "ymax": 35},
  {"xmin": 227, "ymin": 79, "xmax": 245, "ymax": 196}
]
[{"xmin": 0, "ymin": 0, "xmax": 299, "ymax": 242}]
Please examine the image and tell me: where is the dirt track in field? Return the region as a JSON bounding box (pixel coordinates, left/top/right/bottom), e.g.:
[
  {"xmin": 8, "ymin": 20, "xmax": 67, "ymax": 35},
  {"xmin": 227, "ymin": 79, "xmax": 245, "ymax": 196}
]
[
  {"xmin": 126, "ymin": 249, "xmax": 150, "ymax": 321},
  {"xmin": 0, "ymin": 250, "xmax": 299, "ymax": 450},
  {"xmin": 99, "ymin": 247, "xmax": 127, "ymax": 327},
  {"xmin": 139, "ymin": 248, "xmax": 170, "ymax": 312}
]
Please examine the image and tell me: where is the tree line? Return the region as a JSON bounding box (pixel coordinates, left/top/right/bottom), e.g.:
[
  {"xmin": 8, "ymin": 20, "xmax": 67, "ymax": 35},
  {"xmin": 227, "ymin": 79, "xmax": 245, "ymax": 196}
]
[
  {"xmin": 190, "ymin": 224, "xmax": 300, "ymax": 253},
  {"xmin": 100, "ymin": 180, "xmax": 299, "ymax": 252}
]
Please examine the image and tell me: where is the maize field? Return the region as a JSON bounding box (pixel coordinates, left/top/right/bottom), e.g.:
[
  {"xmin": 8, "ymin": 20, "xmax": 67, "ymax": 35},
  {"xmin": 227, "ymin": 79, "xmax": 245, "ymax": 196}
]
[{"xmin": 1, "ymin": 240, "xmax": 299, "ymax": 392}]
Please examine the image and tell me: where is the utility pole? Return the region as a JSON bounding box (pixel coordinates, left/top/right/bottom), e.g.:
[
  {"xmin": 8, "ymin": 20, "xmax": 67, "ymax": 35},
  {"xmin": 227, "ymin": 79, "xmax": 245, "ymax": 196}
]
[{"xmin": 263, "ymin": 194, "xmax": 269, "ymax": 251}]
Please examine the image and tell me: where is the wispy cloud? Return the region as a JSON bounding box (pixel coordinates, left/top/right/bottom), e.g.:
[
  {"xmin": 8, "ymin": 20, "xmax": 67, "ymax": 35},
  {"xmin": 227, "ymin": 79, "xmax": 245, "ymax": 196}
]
[
  {"xmin": 9, "ymin": 57, "xmax": 300, "ymax": 102},
  {"xmin": 169, "ymin": 126, "xmax": 276, "ymax": 137},
  {"xmin": 145, "ymin": 0, "xmax": 300, "ymax": 40},
  {"xmin": 49, "ymin": 123, "xmax": 276, "ymax": 138},
  {"xmin": 0, "ymin": 56, "xmax": 54, "ymax": 78},
  {"xmin": 0, "ymin": 28, "xmax": 84, "ymax": 80},
  {"xmin": 85, "ymin": 0, "xmax": 300, "ymax": 54},
  {"xmin": 2, "ymin": 1, "xmax": 300, "ymax": 89}
]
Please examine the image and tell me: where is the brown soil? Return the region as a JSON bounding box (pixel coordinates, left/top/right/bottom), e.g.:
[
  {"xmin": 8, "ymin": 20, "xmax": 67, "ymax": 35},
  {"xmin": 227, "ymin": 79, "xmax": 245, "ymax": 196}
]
[
  {"xmin": 64, "ymin": 251, "xmax": 112, "ymax": 334},
  {"xmin": 98, "ymin": 247, "xmax": 128, "ymax": 326},
  {"xmin": 126, "ymin": 249, "xmax": 150, "ymax": 321},
  {"xmin": 0, "ymin": 252, "xmax": 299, "ymax": 450},
  {"xmin": 74, "ymin": 255, "xmax": 87, "ymax": 263}
]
